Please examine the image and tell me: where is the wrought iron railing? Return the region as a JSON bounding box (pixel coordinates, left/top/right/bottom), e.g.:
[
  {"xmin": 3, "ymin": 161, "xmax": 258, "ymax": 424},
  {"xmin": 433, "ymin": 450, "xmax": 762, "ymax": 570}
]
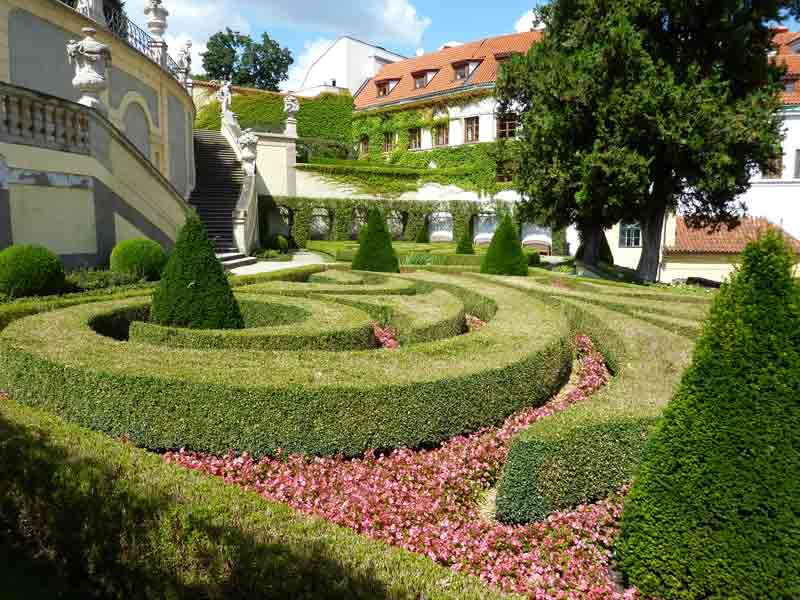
[{"xmin": 58, "ymin": 1, "xmax": 184, "ymax": 85}]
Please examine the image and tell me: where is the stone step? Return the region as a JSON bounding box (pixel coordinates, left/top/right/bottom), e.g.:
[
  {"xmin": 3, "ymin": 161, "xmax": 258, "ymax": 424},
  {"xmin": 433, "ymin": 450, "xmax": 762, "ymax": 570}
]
[{"xmin": 219, "ymin": 255, "xmax": 259, "ymax": 271}]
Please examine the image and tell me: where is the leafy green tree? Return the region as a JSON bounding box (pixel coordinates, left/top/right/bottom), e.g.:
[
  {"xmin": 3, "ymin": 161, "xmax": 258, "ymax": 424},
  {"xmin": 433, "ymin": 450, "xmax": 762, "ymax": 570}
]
[
  {"xmin": 151, "ymin": 212, "xmax": 244, "ymax": 330},
  {"xmin": 480, "ymin": 215, "xmax": 528, "ymax": 276},
  {"xmin": 618, "ymin": 230, "xmax": 800, "ymax": 598},
  {"xmin": 498, "ymin": 0, "xmax": 787, "ymax": 280},
  {"xmin": 201, "ymin": 28, "xmax": 292, "ymax": 91},
  {"xmin": 352, "ymin": 210, "xmax": 399, "ymax": 273}
]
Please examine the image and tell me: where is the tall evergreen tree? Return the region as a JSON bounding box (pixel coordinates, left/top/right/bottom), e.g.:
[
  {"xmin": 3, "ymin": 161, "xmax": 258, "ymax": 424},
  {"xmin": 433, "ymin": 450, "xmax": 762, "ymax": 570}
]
[{"xmin": 498, "ymin": 0, "xmax": 788, "ymax": 280}]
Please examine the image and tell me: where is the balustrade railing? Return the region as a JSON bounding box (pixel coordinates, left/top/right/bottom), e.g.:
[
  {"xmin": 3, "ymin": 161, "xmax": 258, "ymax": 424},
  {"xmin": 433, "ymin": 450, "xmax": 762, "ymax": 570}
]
[
  {"xmin": 0, "ymin": 85, "xmax": 90, "ymax": 154},
  {"xmin": 58, "ymin": 1, "xmax": 186, "ymax": 86}
]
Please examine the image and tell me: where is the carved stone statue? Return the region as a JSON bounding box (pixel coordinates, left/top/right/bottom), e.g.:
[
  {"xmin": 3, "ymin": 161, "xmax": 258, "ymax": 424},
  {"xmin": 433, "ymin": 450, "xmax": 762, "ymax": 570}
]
[
  {"xmin": 283, "ymin": 94, "xmax": 300, "ymax": 118},
  {"xmin": 144, "ymin": 0, "xmax": 169, "ymax": 40},
  {"xmin": 76, "ymin": 0, "xmax": 106, "ymax": 26},
  {"xmin": 217, "ymin": 80, "xmax": 233, "ymax": 113},
  {"xmin": 177, "ymin": 40, "xmax": 192, "ymax": 70},
  {"xmin": 66, "ymin": 28, "xmax": 112, "ymax": 115},
  {"xmin": 238, "ymin": 129, "xmax": 258, "ymax": 176}
]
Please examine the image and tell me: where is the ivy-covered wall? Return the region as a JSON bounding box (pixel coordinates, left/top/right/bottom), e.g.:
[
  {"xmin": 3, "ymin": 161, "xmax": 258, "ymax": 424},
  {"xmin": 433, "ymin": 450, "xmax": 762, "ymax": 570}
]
[
  {"xmin": 195, "ymin": 92, "xmax": 353, "ymax": 145},
  {"xmin": 348, "ymin": 102, "xmax": 519, "ymax": 197},
  {"xmin": 259, "ymin": 196, "xmax": 514, "ymax": 249}
]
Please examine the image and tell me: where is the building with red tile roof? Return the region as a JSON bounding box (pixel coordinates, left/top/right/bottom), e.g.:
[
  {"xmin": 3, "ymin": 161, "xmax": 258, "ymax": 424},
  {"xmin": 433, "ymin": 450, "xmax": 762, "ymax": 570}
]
[
  {"xmin": 666, "ymin": 216, "xmax": 800, "ymax": 256},
  {"xmin": 354, "ymin": 31, "xmax": 542, "ymax": 111}
]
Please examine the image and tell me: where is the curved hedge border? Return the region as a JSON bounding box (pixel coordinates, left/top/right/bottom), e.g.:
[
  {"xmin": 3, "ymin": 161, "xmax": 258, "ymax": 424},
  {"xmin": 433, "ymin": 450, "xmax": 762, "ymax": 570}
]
[
  {"xmin": 129, "ymin": 295, "xmax": 376, "ymax": 351},
  {"xmin": 0, "ymin": 271, "xmax": 572, "ymax": 458},
  {"xmin": 239, "ymin": 271, "xmax": 419, "ymax": 298},
  {"xmin": 0, "ymin": 400, "xmax": 518, "ymax": 600},
  {"xmin": 490, "ymin": 274, "xmax": 700, "ymax": 523}
]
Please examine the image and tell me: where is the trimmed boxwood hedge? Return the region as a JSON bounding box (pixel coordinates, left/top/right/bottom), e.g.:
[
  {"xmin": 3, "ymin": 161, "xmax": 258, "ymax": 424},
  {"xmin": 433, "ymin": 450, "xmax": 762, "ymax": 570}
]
[
  {"xmin": 617, "ymin": 231, "xmax": 800, "ymax": 599},
  {"xmin": 351, "ymin": 210, "xmax": 400, "ymax": 273},
  {"xmin": 488, "ymin": 274, "xmax": 699, "ymax": 523},
  {"xmin": 129, "ymin": 295, "xmax": 377, "ymax": 351},
  {"xmin": 481, "ymin": 216, "xmax": 528, "ymax": 276},
  {"xmin": 0, "ymin": 400, "xmax": 519, "ymax": 600},
  {"xmin": 0, "ymin": 271, "xmax": 572, "ymax": 458},
  {"xmin": 110, "ymin": 238, "xmax": 167, "ymax": 281},
  {"xmin": 0, "ymin": 245, "xmax": 65, "ymax": 299}
]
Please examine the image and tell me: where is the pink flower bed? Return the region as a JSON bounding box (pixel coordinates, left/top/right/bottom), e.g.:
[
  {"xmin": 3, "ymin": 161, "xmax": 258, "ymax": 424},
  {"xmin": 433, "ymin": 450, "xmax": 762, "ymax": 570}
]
[
  {"xmin": 465, "ymin": 313, "xmax": 487, "ymax": 331},
  {"xmin": 165, "ymin": 336, "xmax": 637, "ymax": 598},
  {"xmin": 372, "ymin": 322, "xmax": 399, "ymax": 348}
]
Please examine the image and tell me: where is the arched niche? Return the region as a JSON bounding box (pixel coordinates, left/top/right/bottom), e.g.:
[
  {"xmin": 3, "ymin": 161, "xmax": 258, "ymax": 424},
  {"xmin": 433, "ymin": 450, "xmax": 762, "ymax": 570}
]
[
  {"xmin": 473, "ymin": 209, "xmax": 499, "ymax": 245},
  {"xmin": 310, "ymin": 207, "xmax": 333, "ymax": 241},
  {"xmin": 521, "ymin": 223, "xmax": 553, "ymax": 254},
  {"xmin": 351, "ymin": 206, "xmax": 368, "ymax": 239},
  {"xmin": 387, "ymin": 210, "xmax": 406, "ymax": 240},
  {"xmin": 428, "ymin": 211, "xmax": 454, "ymax": 243},
  {"xmin": 123, "ymin": 101, "xmax": 151, "ymax": 159}
]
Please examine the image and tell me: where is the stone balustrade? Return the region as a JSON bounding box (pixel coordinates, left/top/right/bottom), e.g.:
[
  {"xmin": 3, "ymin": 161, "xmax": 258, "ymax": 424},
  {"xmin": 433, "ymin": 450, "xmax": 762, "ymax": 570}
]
[{"xmin": 0, "ymin": 85, "xmax": 91, "ymax": 155}]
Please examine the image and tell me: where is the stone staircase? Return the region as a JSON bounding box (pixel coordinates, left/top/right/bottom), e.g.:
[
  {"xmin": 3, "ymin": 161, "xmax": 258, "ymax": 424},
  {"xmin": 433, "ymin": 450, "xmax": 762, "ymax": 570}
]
[{"xmin": 189, "ymin": 129, "xmax": 258, "ymax": 270}]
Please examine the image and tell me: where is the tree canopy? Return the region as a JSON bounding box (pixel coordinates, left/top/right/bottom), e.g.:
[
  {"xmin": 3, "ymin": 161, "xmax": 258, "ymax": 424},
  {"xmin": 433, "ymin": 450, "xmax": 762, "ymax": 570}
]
[
  {"xmin": 201, "ymin": 28, "xmax": 293, "ymax": 91},
  {"xmin": 498, "ymin": 0, "xmax": 789, "ymax": 280}
]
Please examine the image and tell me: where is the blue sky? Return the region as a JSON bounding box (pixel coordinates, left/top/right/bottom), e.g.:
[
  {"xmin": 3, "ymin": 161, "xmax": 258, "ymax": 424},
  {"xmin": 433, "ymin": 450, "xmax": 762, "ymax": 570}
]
[{"xmin": 124, "ymin": 0, "xmax": 543, "ymax": 88}]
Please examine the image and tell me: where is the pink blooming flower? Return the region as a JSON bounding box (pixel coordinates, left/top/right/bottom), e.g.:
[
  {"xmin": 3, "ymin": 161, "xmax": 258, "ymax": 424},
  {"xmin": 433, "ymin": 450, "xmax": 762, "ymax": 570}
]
[
  {"xmin": 372, "ymin": 323, "xmax": 400, "ymax": 349},
  {"xmin": 165, "ymin": 336, "xmax": 637, "ymax": 599},
  {"xmin": 465, "ymin": 314, "xmax": 487, "ymax": 331}
]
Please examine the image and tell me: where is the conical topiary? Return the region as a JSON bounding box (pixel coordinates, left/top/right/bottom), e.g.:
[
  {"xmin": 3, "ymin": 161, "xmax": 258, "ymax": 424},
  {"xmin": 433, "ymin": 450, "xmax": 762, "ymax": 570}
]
[
  {"xmin": 150, "ymin": 212, "xmax": 244, "ymax": 329},
  {"xmin": 480, "ymin": 215, "xmax": 528, "ymax": 276},
  {"xmin": 351, "ymin": 209, "xmax": 399, "ymax": 273},
  {"xmin": 415, "ymin": 219, "xmax": 430, "ymax": 244},
  {"xmin": 456, "ymin": 224, "xmax": 475, "ymax": 255},
  {"xmin": 618, "ymin": 230, "xmax": 800, "ymax": 599}
]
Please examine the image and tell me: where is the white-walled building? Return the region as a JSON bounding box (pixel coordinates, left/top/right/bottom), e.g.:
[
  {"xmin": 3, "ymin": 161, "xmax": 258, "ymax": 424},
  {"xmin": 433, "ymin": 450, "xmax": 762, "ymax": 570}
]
[{"xmin": 297, "ymin": 37, "xmax": 406, "ymax": 97}]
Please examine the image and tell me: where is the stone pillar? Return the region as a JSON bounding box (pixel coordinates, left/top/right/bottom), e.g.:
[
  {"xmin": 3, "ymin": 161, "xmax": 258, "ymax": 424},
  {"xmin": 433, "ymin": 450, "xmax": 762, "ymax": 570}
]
[
  {"xmin": 238, "ymin": 129, "xmax": 258, "ymax": 176},
  {"xmin": 76, "ymin": 0, "xmax": 107, "ymax": 27},
  {"xmin": 283, "ymin": 94, "xmax": 299, "ymax": 139},
  {"xmin": 66, "ymin": 28, "xmax": 112, "ymax": 116}
]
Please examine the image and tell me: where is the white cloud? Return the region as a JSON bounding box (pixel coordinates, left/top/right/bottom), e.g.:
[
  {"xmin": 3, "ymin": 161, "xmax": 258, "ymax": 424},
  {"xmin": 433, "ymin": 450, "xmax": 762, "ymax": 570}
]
[
  {"xmin": 280, "ymin": 38, "xmax": 335, "ymax": 92},
  {"xmin": 515, "ymin": 9, "xmax": 545, "ymax": 33}
]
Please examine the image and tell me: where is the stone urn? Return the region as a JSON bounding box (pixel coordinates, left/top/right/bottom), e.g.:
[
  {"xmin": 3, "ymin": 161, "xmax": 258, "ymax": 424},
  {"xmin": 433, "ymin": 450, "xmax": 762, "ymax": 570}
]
[{"xmin": 66, "ymin": 28, "xmax": 112, "ymax": 115}]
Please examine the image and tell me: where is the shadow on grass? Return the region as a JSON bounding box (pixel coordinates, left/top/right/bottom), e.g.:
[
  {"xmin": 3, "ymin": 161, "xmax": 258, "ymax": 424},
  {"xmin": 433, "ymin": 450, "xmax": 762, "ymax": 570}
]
[{"xmin": 0, "ymin": 403, "xmax": 395, "ymax": 600}]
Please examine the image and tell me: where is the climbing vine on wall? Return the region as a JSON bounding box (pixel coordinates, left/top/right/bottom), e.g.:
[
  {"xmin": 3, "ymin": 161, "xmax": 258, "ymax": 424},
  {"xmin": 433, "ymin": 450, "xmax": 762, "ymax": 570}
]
[
  {"xmin": 195, "ymin": 92, "xmax": 353, "ymax": 145},
  {"xmin": 260, "ymin": 196, "xmax": 512, "ymax": 248}
]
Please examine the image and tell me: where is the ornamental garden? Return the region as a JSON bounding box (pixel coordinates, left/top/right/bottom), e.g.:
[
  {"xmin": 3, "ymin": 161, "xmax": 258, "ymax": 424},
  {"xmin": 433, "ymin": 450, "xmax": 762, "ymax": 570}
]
[{"xmin": 1, "ymin": 204, "xmax": 797, "ymax": 599}]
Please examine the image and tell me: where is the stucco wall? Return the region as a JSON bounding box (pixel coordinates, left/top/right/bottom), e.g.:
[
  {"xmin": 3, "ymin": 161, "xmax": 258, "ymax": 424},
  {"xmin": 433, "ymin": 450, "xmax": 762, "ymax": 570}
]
[
  {"xmin": 1, "ymin": 0, "xmax": 195, "ymax": 198},
  {"xmin": 0, "ymin": 116, "xmax": 187, "ymax": 267},
  {"xmin": 299, "ymin": 37, "xmax": 405, "ymax": 96},
  {"xmin": 123, "ymin": 102, "xmax": 151, "ymax": 159},
  {"xmin": 660, "ymin": 254, "xmax": 738, "ymax": 283}
]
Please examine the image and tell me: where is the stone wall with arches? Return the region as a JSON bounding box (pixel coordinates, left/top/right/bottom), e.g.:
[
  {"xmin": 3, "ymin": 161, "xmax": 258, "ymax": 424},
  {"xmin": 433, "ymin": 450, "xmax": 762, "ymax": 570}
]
[{"xmin": 0, "ymin": 0, "xmax": 196, "ymax": 198}]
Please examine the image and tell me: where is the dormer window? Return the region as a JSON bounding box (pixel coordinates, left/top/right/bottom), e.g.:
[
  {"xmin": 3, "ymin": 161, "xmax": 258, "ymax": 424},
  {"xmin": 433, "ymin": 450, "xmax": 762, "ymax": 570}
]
[
  {"xmin": 412, "ymin": 70, "xmax": 438, "ymax": 90},
  {"xmin": 376, "ymin": 79, "xmax": 400, "ymax": 98},
  {"xmin": 454, "ymin": 62, "xmax": 470, "ymax": 81}
]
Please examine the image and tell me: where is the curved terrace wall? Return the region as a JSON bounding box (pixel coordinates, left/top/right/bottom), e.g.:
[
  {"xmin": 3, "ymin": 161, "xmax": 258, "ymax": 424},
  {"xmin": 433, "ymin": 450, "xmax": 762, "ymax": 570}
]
[{"xmin": 0, "ymin": 0, "xmax": 196, "ymax": 198}]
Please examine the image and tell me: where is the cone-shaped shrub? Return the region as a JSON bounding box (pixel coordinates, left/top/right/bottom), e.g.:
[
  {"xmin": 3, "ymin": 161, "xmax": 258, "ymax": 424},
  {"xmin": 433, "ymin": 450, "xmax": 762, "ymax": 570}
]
[
  {"xmin": 618, "ymin": 230, "xmax": 800, "ymax": 599},
  {"xmin": 415, "ymin": 220, "xmax": 430, "ymax": 244},
  {"xmin": 150, "ymin": 212, "xmax": 244, "ymax": 329},
  {"xmin": 351, "ymin": 209, "xmax": 399, "ymax": 273},
  {"xmin": 480, "ymin": 215, "xmax": 528, "ymax": 276},
  {"xmin": 456, "ymin": 225, "xmax": 475, "ymax": 255}
]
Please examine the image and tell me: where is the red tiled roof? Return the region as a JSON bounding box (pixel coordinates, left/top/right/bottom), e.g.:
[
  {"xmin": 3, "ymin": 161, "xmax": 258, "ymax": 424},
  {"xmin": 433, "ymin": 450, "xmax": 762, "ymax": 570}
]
[
  {"xmin": 354, "ymin": 31, "xmax": 542, "ymax": 110},
  {"xmin": 667, "ymin": 216, "xmax": 800, "ymax": 255}
]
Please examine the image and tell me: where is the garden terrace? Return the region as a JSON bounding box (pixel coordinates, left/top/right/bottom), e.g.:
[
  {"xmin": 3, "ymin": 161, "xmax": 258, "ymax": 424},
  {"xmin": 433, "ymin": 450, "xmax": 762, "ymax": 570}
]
[
  {"xmin": 0, "ymin": 262, "xmax": 717, "ymax": 597},
  {"xmin": 0, "ymin": 269, "xmax": 572, "ymax": 458},
  {"xmin": 489, "ymin": 271, "xmax": 712, "ymax": 523}
]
